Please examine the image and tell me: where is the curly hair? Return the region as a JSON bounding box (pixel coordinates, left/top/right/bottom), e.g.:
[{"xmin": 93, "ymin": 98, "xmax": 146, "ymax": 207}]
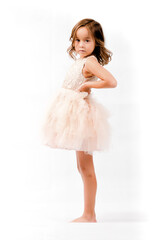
[{"xmin": 67, "ymin": 18, "xmax": 113, "ymax": 66}]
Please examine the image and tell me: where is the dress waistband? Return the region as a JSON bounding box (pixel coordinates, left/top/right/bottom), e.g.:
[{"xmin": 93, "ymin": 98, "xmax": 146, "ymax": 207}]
[{"xmin": 60, "ymin": 87, "xmax": 89, "ymax": 98}]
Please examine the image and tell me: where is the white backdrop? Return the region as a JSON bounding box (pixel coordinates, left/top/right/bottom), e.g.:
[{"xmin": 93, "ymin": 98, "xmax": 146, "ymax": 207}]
[{"xmin": 0, "ymin": 0, "xmax": 158, "ymax": 240}]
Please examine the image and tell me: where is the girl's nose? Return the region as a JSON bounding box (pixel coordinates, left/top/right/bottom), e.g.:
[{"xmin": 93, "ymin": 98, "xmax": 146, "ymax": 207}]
[{"xmin": 79, "ymin": 41, "xmax": 84, "ymax": 47}]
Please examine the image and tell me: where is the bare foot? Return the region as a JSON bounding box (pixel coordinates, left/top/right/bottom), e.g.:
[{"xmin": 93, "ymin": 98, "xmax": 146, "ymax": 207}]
[{"xmin": 70, "ymin": 214, "xmax": 97, "ymax": 223}]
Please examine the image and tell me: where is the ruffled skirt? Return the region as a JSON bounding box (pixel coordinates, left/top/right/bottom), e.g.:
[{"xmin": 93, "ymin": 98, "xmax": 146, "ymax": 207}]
[{"xmin": 40, "ymin": 87, "xmax": 112, "ymax": 155}]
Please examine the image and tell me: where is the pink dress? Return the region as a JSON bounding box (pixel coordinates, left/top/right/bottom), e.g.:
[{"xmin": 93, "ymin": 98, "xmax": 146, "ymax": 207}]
[{"xmin": 40, "ymin": 55, "xmax": 111, "ymax": 155}]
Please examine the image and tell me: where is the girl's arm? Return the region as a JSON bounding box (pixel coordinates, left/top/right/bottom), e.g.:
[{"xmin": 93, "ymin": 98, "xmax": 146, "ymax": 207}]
[{"xmin": 81, "ymin": 56, "xmax": 117, "ymax": 91}]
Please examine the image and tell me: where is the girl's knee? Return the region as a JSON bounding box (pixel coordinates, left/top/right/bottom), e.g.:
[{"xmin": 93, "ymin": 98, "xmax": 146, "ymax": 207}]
[
  {"xmin": 79, "ymin": 165, "xmax": 95, "ymax": 178},
  {"xmin": 76, "ymin": 150, "xmax": 95, "ymax": 176}
]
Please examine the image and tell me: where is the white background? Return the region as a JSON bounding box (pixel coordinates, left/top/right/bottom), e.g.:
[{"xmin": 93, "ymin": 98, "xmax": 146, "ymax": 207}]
[{"xmin": 0, "ymin": 0, "xmax": 158, "ymax": 239}]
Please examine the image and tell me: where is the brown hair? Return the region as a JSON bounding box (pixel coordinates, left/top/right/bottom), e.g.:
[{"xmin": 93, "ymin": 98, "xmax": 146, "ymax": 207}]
[{"xmin": 67, "ymin": 18, "xmax": 113, "ymax": 66}]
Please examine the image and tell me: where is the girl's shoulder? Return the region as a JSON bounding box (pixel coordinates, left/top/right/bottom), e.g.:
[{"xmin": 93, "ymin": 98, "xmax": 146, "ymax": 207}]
[
  {"xmin": 85, "ymin": 55, "xmax": 97, "ymax": 61},
  {"xmin": 76, "ymin": 55, "xmax": 97, "ymax": 62},
  {"xmin": 84, "ymin": 55, "xmax": 98, "ymax": 65}
]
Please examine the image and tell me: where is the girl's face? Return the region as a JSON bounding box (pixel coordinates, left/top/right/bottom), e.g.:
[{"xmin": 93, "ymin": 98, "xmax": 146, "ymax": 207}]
[{"xmin": 74, "ymin": 27, "xmax": 95, "ymax": 58}]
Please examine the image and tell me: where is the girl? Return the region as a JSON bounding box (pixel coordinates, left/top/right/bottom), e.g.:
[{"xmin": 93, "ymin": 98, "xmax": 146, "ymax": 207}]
[{"xmin": 41, "ymin": 18, "xmax": 117, "ymax": 223}]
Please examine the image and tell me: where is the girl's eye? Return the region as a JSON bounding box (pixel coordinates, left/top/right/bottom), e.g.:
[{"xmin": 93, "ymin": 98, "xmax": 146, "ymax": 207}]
[
  {"xmin": 85, "ymin": 40, "xmax": 89, "ymax": 42},
  {"xmin": 75, "ymin": 39, "xmax": 80, "ymax": 42}
]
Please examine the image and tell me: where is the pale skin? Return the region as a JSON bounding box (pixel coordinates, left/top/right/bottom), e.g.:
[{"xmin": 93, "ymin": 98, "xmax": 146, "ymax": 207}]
[{"xmin": 70, "ymin": 26, "xmax": 117, "ymax": 223}]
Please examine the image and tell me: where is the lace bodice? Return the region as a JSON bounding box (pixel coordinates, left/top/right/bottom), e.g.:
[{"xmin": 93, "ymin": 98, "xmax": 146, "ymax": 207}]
[{"xmin": 62, "ymin": 55, "xmax": 98, "ymax": 90}]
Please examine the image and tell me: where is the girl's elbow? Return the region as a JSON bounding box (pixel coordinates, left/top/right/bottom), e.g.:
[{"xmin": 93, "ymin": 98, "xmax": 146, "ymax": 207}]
[
  {"xmin": 113, "ymin": 81, "xmax": 117, "ymax": 88},
  {"xmin": 109, "ymin": 79, "xmax": 117, "ymax": 88},
  {"xmin": 103, "ymin": 77, "xmax": 117, "ymax": 88},
  {"xmin": 102, "ymin": 78, "xmax": 117, "ymax": 88}
]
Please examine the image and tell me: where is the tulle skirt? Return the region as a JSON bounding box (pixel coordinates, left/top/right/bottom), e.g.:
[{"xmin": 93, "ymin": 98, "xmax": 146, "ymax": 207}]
[{"xmin": 40, "ymin": 87, "xmax": 112, "ymax": 155}]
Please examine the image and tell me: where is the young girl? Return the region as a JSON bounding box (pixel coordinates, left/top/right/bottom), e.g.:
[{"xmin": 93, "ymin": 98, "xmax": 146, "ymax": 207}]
[{"xmin": 41, "ymin": 18, "xmax": 117, "ymax": 223}]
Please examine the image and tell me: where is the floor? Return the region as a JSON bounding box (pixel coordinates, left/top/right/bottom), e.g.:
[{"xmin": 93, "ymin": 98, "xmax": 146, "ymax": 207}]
[{"xmin": 0, "ymin": 201, "xmax": 150, "ymax": 240}]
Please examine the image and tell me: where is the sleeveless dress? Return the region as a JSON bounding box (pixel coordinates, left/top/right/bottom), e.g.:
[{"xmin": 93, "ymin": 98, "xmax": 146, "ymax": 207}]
[{"xmin": 40, "ymin": 55, "xmax": 111, "ymax": 155}]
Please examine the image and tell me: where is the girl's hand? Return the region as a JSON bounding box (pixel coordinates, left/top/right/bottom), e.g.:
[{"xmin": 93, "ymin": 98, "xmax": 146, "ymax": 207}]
[{"xmin": 77, "ymin": 82, "xmax": 91, "ymax": 94}]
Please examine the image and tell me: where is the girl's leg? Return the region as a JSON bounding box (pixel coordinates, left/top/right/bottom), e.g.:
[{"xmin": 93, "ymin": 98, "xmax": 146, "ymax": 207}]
[{"xmin": 71, "ymin": 151, "xmax": 97, "ymax": 222}]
